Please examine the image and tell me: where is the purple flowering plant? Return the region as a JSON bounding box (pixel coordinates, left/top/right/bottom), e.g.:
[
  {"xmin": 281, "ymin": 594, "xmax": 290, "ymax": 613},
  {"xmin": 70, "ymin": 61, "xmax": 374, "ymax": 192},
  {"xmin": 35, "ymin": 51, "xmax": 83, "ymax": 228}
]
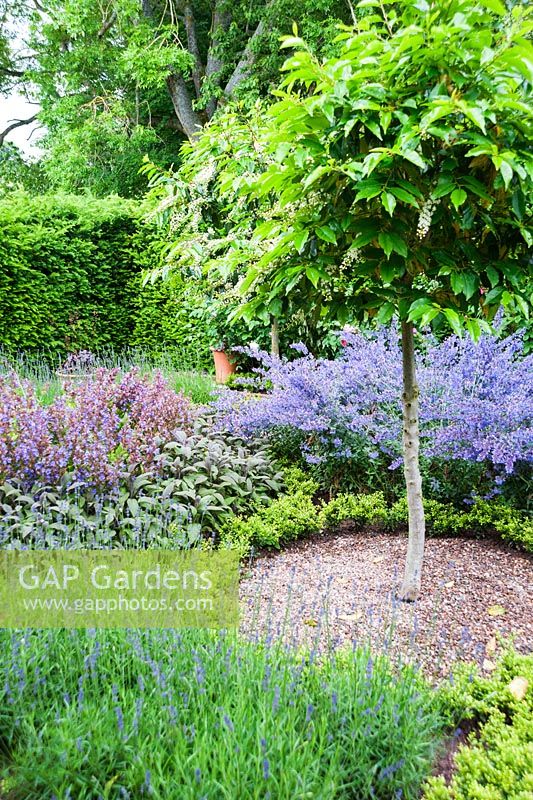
[
  {"xmin": 0, "ymin": 368, "xmax": 193, "ymax": 490},
  {"xmin": 214, "ymin": 327, "xmax": 532, "ymax": 502},
  {"xmin": 0, "ymin": 371, "xmax": 283, "ymax": 548}
]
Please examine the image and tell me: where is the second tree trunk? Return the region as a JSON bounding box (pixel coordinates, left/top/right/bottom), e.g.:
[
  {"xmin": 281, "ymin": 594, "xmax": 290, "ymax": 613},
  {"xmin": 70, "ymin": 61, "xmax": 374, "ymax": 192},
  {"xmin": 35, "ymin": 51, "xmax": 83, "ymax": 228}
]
[{"xmin": 397, "ymin": 320, "xmax": 426, "ymax": 601}]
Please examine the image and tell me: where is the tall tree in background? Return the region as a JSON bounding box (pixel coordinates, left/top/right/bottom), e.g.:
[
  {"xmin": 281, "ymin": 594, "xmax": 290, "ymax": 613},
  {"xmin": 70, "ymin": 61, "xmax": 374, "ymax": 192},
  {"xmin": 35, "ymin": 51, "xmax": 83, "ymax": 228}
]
[{"xmin": 0, "ymin": 0, "xmax": 352, "ymax": 195}]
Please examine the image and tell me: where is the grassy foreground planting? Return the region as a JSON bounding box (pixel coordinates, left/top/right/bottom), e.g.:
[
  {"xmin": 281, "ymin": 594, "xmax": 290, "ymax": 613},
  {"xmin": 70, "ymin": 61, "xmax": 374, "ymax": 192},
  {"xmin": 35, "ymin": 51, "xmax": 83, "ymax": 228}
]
[{"xmin": 0, "ymin": 630, "xmax": 442, "ymax": 799}]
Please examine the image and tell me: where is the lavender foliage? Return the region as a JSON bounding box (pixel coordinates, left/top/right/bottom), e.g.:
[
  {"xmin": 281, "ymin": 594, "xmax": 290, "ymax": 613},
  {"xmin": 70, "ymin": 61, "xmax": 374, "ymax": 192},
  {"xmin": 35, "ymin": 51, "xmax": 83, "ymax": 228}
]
[{"xmin": 0, "ymin": 627, "xmax": 443, "ymax": 798}]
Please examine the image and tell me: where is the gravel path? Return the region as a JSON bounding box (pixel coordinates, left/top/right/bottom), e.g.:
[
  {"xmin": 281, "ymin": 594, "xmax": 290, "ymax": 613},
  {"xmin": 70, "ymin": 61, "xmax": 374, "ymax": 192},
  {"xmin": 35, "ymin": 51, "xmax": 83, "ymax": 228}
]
[{"xmin": 239, "ymin": 530, "xmax": 533, "ymax": 678}]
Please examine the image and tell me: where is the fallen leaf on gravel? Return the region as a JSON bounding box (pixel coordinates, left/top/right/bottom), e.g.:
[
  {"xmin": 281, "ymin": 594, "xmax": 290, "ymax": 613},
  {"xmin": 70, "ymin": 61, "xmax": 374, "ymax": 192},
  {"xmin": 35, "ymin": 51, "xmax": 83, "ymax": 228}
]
[
  {"xmin": 486, "ymin": 636, "xmax": 497, "ymax": 655},
  {"xmin": 487, "ymin": 605, "xmax": 506, "ymax": 617},
  {"xmin": 303, "ymin": 618, "xmax": 318, "ymax": 627},
  {"xmin": 372, "ymin": 556, "xmax": 385, "ymax": 563},
  {"xmin": 482, "ymin": 659, "xmax": 496, "ymax": 672},
  {"xmin": 508, "ymin": 677, "xmax": 528, "ymax": 701},
  {"xmin": 338, "ymin": 611, "xmax": 363, "ymax": 623}
]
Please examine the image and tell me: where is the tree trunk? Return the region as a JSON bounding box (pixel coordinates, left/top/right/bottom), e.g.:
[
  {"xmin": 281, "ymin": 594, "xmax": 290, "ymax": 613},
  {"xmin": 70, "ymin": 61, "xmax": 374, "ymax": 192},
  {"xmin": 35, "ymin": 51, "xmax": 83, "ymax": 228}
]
[
  {"xmin": 397, "ymin": 320, "xmax": 425, "ymax": 601},
  {"xmin": 270, "ymin": 317, "xmax": 280, "ymax": 357},
  {"xmin": 224, "ymin": 18, "xmax": 266, "ymax": 97},
  {"xmin": 141, "ymin": 0, "xmax": 203, "ymax": 141},
  {"xmin": 166, "ymin": 74, "xmax": 203, "ymax": 140},
  {"xmin": 183, "ymin": 2, "xmax": 204, "ymax": 99},
  {"xmin": 205, "ymin": 1, "xmax": 231, "ymax": 119}
]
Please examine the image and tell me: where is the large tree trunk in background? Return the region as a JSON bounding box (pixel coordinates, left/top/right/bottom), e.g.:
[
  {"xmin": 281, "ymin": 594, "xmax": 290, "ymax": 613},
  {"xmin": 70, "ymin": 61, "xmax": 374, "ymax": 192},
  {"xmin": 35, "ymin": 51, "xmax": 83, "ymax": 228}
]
[
  {"xmin": 142, "ymin": 0, "xmax": 273, "ymax": 139},
  {"xmin": 397, "ymin": 321, "xmax": 425, "ymax": 601},
  {"xmin": 166, "ymin": 74, "xmax": 203, "ymax": 140},
  {"xmin": 183, "ymin": 2, "xmax": 204, "ymax": 98},
  {"xmin": 205, "ymin": 1, "xmax": 231, "ymax": 119},
  {"xmin": 142, "ymin": 0, "xmax": 203, "ymax": 141},
  {"xmin": 270, "ymin": 317, "xmax": 280, "ymax": 357},
  {"xmin": 224, "ymin": 18, "xmax": 266, "ymax": 97}
]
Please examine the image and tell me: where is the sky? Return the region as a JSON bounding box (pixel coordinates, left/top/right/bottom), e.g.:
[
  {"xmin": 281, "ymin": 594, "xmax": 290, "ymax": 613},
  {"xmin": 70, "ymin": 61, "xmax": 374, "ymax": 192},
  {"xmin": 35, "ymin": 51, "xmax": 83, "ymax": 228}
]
[
  {"xmin": 0, "ymin": 91, "xmax": 43, "ymax": 155},
  {"xmin": 1, "ymin": 16, "xmax": 43, "ymax": 157}
]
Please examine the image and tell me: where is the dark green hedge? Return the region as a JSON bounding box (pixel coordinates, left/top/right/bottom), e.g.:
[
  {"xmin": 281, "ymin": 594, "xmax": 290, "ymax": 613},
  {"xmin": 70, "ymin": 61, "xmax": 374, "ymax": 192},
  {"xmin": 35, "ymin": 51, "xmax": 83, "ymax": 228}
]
[
  {"xmin": 0, "ymin": 193, "xmax": 215, "ymax": 366},
  {"xmin": 0, "ymin": 192, "xmax": 312, "ymax": 369},
  {"xmin": 0, "ymin": 193, "xmax": 159, "ymax": 353},
  {"xmin": 130, "ymin": 278, "xmax": 213, "ymax": 369}
]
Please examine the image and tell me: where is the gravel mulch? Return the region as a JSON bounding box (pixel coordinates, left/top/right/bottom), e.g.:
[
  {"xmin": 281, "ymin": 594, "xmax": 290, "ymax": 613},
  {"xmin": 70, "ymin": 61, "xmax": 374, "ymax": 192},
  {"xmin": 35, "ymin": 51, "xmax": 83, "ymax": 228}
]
[{"xmin": 239, "ymin": 529, "xmax": 533, "ymax": 678}]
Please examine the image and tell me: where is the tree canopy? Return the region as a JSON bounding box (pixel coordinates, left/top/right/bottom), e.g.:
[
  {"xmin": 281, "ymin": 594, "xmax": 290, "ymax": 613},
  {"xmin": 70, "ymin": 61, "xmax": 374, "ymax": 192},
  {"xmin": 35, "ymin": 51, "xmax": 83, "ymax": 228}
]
[
  {"xmin": 225, "ymin": 0, "xmax": 532, "ymax": 337},
  {"xmin": 0, "ymin": 0, "xmax": 353, "ymax": 195}
]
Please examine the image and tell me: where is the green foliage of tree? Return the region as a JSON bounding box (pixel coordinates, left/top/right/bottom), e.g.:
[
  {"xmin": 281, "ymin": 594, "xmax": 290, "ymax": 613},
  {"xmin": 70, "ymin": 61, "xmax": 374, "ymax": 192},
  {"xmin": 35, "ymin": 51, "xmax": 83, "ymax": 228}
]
[
  {"xmin": 142, "ymin": 103, "xmax": 286, "ymax": 348},
  {"xmin": 205, "ymin": 0, "xmax": 532, "ymax": 598},
  {"xmin": 1, "ymin": 0, "xmax": 353, "ymax": 196},
  {"xmin": 143, "ymin": 103, "xmax": 351, "ymax": 355},
  {"xmin": 0, "ymin": 27, "xmax": 12, "ymax": 94},
  {"xmin": 0, "ymin": 143, "xmax": 48, "ymax": 194},
  {"xmin": 0, "ymin": 0, "xmax": 26, "ymax": 95},
  {"xmin": 41, "ymin": 113, "xmax": 177, "ymax": 197},
  {"xmin": 237, "ymin": 4, "xmax": 532, "ymax": 331}
]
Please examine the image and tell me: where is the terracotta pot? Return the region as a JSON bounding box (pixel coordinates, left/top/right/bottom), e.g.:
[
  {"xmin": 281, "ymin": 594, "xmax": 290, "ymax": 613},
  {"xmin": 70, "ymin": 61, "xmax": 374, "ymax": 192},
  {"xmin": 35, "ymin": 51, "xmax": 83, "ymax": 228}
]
[{"xmin": 212, "ymin": 349, "xmax": 236, "ymax": 383}]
